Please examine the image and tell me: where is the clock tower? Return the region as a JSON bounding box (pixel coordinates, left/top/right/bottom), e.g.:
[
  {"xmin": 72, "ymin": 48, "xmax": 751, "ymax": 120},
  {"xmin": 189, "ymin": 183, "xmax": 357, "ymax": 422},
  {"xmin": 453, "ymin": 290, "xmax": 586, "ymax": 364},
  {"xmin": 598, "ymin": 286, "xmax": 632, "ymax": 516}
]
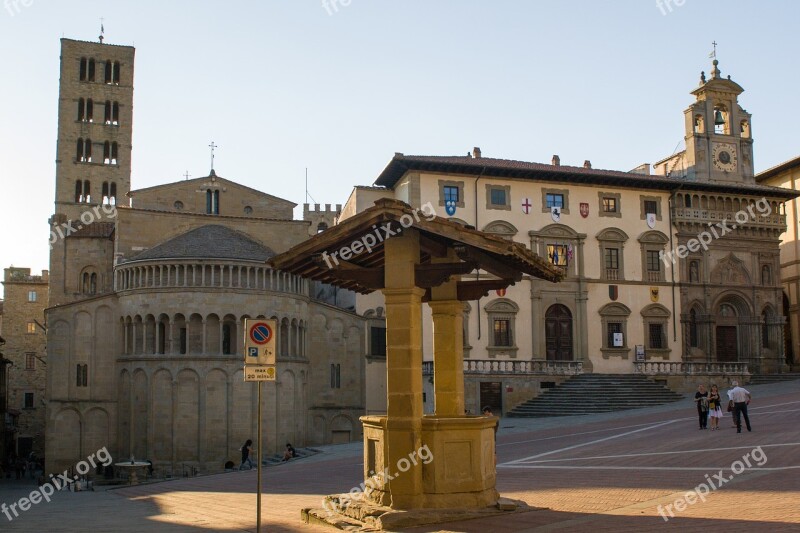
[{"xmin": 682, "ymin": 59, "xmax": 755, "ymax": 183}]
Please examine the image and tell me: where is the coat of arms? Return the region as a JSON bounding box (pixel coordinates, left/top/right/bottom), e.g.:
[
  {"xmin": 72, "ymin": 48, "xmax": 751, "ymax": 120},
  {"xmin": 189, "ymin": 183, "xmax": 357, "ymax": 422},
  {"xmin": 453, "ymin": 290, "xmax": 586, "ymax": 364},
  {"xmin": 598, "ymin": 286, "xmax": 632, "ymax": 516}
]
[
  {"xmin": 609, "ymin": 285, "xmax": 618, "ymax": 301},
  {"xmin": 580, "ymin": 202, "xmax": 589, "ymax": 218},
  {"xmin": 650, "ymin": 287, "xmax": 659, "ymax": 302}
]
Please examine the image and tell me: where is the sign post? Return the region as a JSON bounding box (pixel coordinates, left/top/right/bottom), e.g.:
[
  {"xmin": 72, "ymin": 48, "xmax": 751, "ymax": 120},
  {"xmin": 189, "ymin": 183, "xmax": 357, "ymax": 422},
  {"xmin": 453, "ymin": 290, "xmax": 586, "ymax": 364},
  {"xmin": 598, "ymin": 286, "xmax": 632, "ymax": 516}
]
[{"xmin": 243, "ymin": 318, "xmax": 277, "ymax": 533}]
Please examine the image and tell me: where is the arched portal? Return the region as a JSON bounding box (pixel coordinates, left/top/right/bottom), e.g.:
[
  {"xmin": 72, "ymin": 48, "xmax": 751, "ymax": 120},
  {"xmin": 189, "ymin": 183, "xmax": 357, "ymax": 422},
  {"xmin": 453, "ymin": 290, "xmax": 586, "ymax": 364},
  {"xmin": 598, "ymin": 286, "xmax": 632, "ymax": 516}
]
[
  {"xmin": 545, "ymin": 304, "xmax": 573, "ymax": 360},
  {"xmin": 714, "ymin": 295, "xmax": 751, "ymax": 362}
]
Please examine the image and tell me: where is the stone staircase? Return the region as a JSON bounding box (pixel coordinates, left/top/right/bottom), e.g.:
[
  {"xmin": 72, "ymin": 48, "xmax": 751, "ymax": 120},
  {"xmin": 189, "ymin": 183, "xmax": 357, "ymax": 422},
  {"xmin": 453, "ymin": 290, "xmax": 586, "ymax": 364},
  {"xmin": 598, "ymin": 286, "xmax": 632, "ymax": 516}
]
[
  {"xmin": 507, "ymin": 374, "xmax": 684, "ymax": 418},
  {"xmin": 747, "ymin": 373, "xmax": 800, "ymax": 385}
]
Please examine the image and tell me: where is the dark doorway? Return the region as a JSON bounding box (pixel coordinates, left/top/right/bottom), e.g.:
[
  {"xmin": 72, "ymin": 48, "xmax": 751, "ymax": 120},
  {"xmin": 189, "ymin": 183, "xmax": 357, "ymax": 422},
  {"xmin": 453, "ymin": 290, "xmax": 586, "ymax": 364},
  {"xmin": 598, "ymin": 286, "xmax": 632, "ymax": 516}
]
[
  {"xmin": 545, "ymin": 304, "xmax": 573, "ymax": 360},
  {"xmin": 479, "ymin": 382, "xmax": 502, "ymax": 415},
  {"xmin": 716, "ymin": 326, "xmax": 738, "ymax": 362},
  {"xmin": 17, "ymin": 437, "xmax": 33, "ymax": 458}
]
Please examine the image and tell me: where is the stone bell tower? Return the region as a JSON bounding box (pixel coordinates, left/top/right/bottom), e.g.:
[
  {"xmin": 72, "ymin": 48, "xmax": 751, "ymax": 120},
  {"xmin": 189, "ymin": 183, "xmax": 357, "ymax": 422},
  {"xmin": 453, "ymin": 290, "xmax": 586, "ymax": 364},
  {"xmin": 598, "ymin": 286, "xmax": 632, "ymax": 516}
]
[{"xmin": 683, "ymin": 58, "xmax": 755, "ymax": 184}]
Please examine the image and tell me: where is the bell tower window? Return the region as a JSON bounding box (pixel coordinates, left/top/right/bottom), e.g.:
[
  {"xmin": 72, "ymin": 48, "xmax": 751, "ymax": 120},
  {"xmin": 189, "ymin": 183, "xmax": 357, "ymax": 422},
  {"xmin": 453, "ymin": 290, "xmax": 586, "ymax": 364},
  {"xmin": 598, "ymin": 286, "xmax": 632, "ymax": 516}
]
[
  {"xmin": 713, "ymin": 104, "xmax": 729, "ymax": 135},
  {"xmin": 694, "ymin": 114, "xmax": 704, "ymax": 134},
  {"xmin": 741, "ymin": 120, "xmax": 751, "ymax": 139}
]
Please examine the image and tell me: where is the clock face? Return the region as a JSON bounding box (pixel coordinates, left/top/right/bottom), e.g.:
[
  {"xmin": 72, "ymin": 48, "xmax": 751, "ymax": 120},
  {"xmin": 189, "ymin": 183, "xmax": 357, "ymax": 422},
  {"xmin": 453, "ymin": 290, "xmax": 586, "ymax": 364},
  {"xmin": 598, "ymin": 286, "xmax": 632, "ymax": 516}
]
[{"xmin": 712, "ymin": 143, "xmax": 738, "ymax": 172}]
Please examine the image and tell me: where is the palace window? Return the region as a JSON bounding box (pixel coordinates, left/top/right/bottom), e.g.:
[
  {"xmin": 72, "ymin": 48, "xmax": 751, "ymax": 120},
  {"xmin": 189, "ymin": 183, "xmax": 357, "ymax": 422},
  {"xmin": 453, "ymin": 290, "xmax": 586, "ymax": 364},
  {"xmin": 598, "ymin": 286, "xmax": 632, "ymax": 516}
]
[
  {"xmin": 486, "ymin": 184, "xmax": 510, "ymax": 210},
  {"xmin": 649, "ymin": 324, "xmax": 665, "ymax": 349},
  {"xmin": 27, "ymin": 322, "xmax": 37, "ymax": 334},
  {"xmin": 642, "ymin": 304, "xmax": 671, "ymax": 357},
  {"xmin": 546, "ymin": 193, "xmax": 564, "ymax": 209},
  {"xmin": 547, "ymin": 244, "xmax": 569, "ymax": 266},
  {"xmin": 599, "ymin": 303, "xmax": 631, "ymax": 358},
  {"xmin": 330, "ymin": 364, "xmax": 341, "ymax": 389},
  {"xmin": 28, "ymin": 290, "xmax": 37, "ymax": 302},
  {"xmin": 25, "ymin": 353, "xmax": 35, "ymax": 371},
  {"xmin": 438, "ymin": 180, "xmax": 465, "ymax": 210},
  {"xmin": 485, "ymin": 299, "xmax": 519, "ymax": 356},
  {"xmin": 639, "ymin": 231, "xmax": 669, "ymax": 283},
  {"xmin": 370, "ymin": 326, "xmax": 386, "ymax": 357},
  {"xmin": 23, "ymin": 393, "xmax": 34, "ymax": 409},
  {"xmin": 444, "ymin": 185, "xmax": 459, "ymax": 205},
  {"xmin": 644, "ymin": 200, "xmax": 658, "ymax": 216},
  {"xmin": 598, "ymin": 191, "xmax": 622, "ymax": 218},
  {"xmin": 605, "ymin": 247, "xmax": 619, "ymax": 271},
  {"xmin": 597, "ymin": 228, "xmax": 628, "ymax": 281}
]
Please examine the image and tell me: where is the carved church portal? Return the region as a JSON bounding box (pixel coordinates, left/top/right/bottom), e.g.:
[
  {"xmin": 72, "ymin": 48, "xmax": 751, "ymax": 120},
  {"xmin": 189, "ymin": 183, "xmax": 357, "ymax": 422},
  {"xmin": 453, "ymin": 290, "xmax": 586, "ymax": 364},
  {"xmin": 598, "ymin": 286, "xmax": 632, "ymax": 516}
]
[{"xmin": 545, "ymin": 304, "xmax": 573, "ymax": 361}]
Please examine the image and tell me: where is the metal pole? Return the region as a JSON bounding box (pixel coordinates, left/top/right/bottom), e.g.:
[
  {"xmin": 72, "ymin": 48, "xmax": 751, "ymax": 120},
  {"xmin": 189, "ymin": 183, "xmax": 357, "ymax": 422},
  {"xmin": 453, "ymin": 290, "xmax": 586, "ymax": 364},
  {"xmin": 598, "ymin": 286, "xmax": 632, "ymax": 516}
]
[{"xmin": 257, "ymin": 380, "xmax": 262, "ymax": 533}]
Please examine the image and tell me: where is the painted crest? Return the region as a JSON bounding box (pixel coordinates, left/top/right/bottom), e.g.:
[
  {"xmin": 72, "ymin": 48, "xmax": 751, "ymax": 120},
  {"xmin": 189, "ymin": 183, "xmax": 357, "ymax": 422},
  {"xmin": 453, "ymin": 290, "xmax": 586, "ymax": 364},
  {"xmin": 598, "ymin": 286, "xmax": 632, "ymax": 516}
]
[
  {"xmin": 496, "ymin": 288, "xmax": 507, "ymax": 297},
  {"xmin": 445, "ymin": 200, "xmax": 457, "ymax": 216},
  {"xmin": 609, "ymin": 285, "xmax": 618, "ymax": 301},
  {"xmin": 580, "ymin": 202, "xmax": 589, "ymax": 218},
  {"xmin": 650, "ymin": 287, "xmax": 659, "ymax": 302},
  {"xmin": 521, "ymin": 197, "xmax": 533, "ymax": 215},
  {"xmin": 550, "ymin": 206, "xmax": 561, "ymax": 223},
  {"xmin": 647, "ymin": 212, "xmax": 656, "ymax": 229}
]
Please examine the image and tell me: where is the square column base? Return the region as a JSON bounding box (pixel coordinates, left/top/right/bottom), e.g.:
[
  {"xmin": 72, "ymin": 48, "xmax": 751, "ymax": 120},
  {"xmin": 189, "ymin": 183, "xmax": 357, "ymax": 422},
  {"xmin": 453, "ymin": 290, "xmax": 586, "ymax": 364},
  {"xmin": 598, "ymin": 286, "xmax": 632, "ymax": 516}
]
[{"xmin": 361, "ymin": 414, "xmax": 498, "ymax": 510}]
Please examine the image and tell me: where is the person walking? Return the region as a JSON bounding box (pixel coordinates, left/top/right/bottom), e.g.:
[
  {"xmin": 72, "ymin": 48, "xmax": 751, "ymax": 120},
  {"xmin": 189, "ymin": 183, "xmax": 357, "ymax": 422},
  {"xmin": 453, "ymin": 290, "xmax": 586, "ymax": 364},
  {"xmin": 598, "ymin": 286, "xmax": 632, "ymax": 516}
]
[
  {"xmin": 694, "ymin": 384, "xmax": 709, "ymax": 429},
  {"xmin": 728, "ymin": 380, "xmax": 752, "ymax": 433},
  {"xmin": 708, "ymin": 384, "xmax": 723, "ymax": 430},
  {"xmin": 239, "ymin": 439, "xmax": 254, "ymax": 470}
]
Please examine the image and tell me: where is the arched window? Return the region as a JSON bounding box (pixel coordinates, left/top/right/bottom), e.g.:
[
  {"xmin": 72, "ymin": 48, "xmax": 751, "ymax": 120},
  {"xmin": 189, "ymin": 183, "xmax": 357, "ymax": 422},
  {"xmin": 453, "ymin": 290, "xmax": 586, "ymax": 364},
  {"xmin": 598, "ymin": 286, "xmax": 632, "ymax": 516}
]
[
  {"xmin": 317, "ymin": 222, "xmax": 328, "ymax": 233},
  {"xmin": 75, "ymin": 180, "xmax": 83, "ymax": 203},
  {"xmin": 83, "ymin": 180, "xmax": 91, "ymax": 203},
  {"xmin": 112, "ymin": 102, "xmax": 119, "ymax": 124},
  {"xmin": 84, "ymin": 138, "xmax": 92, "ymax": 162},
  {"xmin": 741, "ymin": 120, "xmax": 751, "ymax": 139},
  {"xmin": 222, "ymin": 324, "xmax": 233, "ymax": 355},
  {"xmin": 104, "ymin": 60, "xmax": 112, "ymax": 84},
  {"xmin": 206, "ymin": 190, "xmax": 213, "ymax": 214},
  {"xmin": 86, "ymin": 99, "xmax": 93, "ymax": 122},
  {"xmin": 79, "ymin": 58, "xmax": 87, "ymax": 81},
  {"xmin": 76, "ymin": 138, "xmax": 85, "ymax": 161},
  {"xmin": 111, "ymin": 142, "xmax": 118, "ymax": 164},
  {"xmin": 694, "ymin": 114, "xmax": 704, "ymax": 134},
  {"xmin": 689, "ymin": 309, "xmax": 698, "ymax": 348},
  {"xmin": 102, "ymin": 182, "xmax": 109, "ymax": 204},
  {"xmin": 110, "ymin": 182, "xmax": 117, "ymax": 205},
  {"xmin": 78, "ymin": 98, "xmax": 85, "ymax": 121},
  {"xmin": 714, "ymin": 104, "xmax": 728, "ymax": 135},
  {"xmin": 103, "ymin": 141, "xmax": 111, "ymax": 164},
  {"xmin": 87, "ymin": 59, "xmax": 95, "ymax": 81},
  {"xmin": 113, "ymin": 61, "xmax": 121, "ymax": 84},
  {"xmin": 214, "ymin": 190, "xmax": 220, "ymax": 215},
  {"xmin": 90, "ymin": 273, "xmax": 97, "ymax": 295},
  {"xmin": 104, "ymin": 100, "xmax": 111, "ymax": 124}
]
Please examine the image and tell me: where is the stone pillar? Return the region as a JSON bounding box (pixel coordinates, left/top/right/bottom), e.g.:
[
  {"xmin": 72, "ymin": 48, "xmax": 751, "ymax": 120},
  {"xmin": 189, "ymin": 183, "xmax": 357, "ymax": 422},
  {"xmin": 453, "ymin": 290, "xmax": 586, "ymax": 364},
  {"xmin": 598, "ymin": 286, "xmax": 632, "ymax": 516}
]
[
  {"xmin": 429, "ymin": 298, "xmax": 464, "ymax": 416},
  {"xmin": 381, "ymin": 229, "xmax": 424, "ymax": 509}
]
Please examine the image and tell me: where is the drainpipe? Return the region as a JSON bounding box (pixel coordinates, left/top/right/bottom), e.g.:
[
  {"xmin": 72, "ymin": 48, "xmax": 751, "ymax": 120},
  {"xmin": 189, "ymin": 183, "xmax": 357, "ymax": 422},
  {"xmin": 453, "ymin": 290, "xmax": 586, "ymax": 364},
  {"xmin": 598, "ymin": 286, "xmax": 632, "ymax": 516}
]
[
  {"xmin": 474, "ymin": 167, "xmax": 487, "ymax": 340},
  {"xmin": 668, "ymin": 187, "xmax": 682, "ymax": 345}
]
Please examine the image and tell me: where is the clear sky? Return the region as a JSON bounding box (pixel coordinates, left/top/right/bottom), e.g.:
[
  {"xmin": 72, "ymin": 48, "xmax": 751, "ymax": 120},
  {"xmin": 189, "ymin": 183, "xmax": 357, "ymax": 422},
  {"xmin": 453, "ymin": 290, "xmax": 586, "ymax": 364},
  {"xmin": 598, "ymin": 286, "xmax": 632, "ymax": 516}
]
[{"xmin": 1, "ymin": 0, "xmax": 799, "ymax": 289}]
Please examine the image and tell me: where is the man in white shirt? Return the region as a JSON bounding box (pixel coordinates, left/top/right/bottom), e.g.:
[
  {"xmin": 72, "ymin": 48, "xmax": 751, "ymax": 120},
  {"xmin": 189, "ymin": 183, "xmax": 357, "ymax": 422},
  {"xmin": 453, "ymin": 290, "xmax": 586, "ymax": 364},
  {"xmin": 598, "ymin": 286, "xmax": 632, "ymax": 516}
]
[{"xmin": 728, "ymin": 380, "xmax": 752, "ymax": 433}]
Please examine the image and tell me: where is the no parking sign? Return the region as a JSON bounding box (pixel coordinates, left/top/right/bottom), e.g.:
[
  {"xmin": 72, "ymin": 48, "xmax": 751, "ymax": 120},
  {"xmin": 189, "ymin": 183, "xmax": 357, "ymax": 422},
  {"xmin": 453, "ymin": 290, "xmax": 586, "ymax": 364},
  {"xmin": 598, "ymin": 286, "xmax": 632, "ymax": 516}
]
[{"xmin": 243, "ymin": 319, "xmax": 276, "ymax": 367}]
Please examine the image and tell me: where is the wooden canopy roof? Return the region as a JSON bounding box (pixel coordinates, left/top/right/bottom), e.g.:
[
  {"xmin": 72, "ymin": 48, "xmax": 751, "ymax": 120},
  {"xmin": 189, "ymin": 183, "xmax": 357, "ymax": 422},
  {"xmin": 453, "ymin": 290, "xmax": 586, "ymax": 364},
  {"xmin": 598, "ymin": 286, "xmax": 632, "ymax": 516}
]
[{"xmin": 269, "ymin": 199, "xmax": 563, "ymax": 301}]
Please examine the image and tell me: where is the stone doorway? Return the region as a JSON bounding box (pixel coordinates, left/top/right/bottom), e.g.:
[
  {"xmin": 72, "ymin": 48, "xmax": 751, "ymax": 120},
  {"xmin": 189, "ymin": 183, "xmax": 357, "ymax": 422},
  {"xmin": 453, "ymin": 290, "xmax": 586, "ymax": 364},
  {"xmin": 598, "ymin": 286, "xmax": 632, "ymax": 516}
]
[
  {"xmin": 545, "ymin": 304, "xmax": 573, "ymax": 361},
  {"xmin": 479, "ymin": 382, "xmax": 502, "ymax": 414},
  {"xmin": 716, "ymin": 326, "xmax": 738, "ymax": 362}
]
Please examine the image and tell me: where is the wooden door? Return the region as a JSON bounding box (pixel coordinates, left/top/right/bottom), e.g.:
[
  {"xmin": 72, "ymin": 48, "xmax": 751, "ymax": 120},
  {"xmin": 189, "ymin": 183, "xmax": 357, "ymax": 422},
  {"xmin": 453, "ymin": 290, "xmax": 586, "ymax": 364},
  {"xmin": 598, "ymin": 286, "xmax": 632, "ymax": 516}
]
[
  {"xmin": 716, "ymin": 326, "xmax": 738, "ymax": 362},
  {"xmin": 545, "ymin": 305, "xmax": 573, "ymax": 360}
]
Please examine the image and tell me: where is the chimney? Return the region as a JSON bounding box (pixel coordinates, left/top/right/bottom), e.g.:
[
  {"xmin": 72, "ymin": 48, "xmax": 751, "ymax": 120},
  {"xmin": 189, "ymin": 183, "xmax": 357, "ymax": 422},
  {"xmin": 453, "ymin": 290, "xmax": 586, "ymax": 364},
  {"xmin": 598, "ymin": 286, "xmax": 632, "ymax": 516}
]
[
  {"xmin": 583, "ymin": 160, "xmax": 592, "ymax": 169},
  {"xmin": 552, "ymin": 155, "xmax": 560, "ymax": 166},
  {"xmin": 473, "ymin": 147, "xmax": 482, "ymax": 159}
]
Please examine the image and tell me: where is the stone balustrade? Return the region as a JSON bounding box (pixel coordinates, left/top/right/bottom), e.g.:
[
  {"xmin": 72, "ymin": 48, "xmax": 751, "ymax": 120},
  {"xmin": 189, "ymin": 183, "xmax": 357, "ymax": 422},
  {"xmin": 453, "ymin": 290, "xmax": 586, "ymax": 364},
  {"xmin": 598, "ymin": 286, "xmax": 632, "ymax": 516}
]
[
  {"xmin": 633, "ymin": 361, "xmax": 750, "ymax": 375},
  {"xmin": 422, "ymin": 360, "xmax": 584, "ymax": 376}
]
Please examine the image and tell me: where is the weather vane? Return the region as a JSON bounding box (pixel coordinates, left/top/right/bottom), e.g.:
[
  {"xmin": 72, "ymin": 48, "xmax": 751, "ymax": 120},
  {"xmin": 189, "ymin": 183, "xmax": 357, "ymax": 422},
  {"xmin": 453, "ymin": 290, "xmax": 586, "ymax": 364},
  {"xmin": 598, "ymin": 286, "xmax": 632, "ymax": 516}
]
[{"xmin": 99, "ymin": 18, "xmax": 105, "ymax": 44}]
